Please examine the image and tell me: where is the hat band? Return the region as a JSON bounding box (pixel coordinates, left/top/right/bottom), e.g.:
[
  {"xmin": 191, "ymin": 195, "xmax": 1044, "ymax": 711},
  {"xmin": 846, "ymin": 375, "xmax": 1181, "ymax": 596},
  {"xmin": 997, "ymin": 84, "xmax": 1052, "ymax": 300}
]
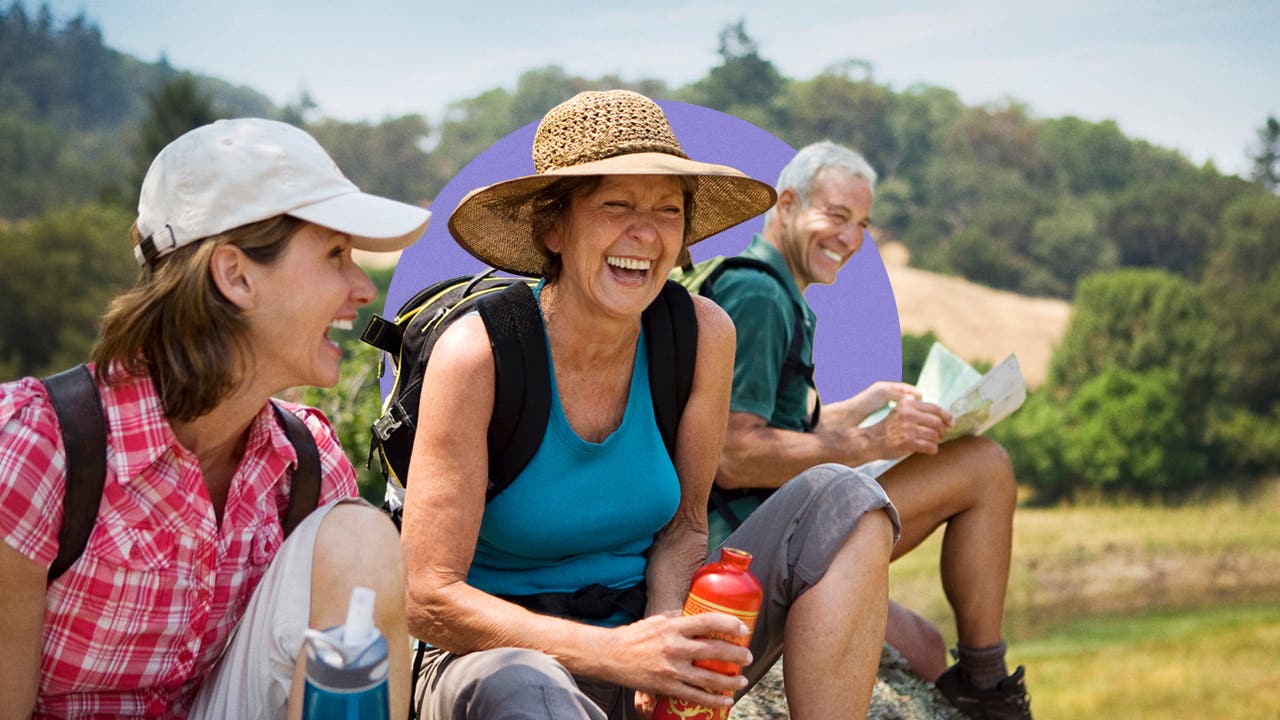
[{"xmin": 134, "ymin": 225, "xmax": 178, "ymax": 266}]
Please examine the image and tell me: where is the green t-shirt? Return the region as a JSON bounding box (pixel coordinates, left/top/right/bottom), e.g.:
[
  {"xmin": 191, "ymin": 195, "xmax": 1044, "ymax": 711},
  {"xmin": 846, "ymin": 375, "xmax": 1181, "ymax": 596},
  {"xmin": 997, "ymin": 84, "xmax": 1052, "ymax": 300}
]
[{"xmin": 708, "ymin": 235, "xmax": 819, "ymax": 545}]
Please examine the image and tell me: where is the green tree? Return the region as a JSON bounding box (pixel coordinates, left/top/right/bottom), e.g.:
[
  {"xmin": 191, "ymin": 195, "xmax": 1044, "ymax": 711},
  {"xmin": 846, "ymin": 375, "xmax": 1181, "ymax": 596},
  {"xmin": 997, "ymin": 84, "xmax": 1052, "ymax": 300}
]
[
  {"xmin": 0, "ymin": 203, "xmax": 137, "ymax": 379},
  {"xmin": 1103, "ymin": 173, "xmax": 1220, "ymax": 278},
  {"xmin": 308, "ymin": 114, "xmax": 434, "ymax": 205},
  {"xmin": 1061, "ymin": 367, "xmax": 1207, "ymax": 497},
  {"xmin": 944, "ymin": 101, "xmax": 1052, "ymax": 186},
  {"xmin": 131, "ymin": 72, "xmax": 221, "ymax": 201},
  {"xmin": 1248, "ymin": 115, "xmax": 1280, "ymax": 191},
  {"xmin": 1026, "ymin": 195, "xmax": 1117, "ymax": 297},
  {"xmin": 877, "ymin": 84, "xmax": 965, "ymax": 238},
  {"xmin": 425, "ymin": 87, "xmax": 516, "ymax": 193},
  {"xmin": 509, "ymin": 66, "xmax": 588, "ymax": 128},
  {"xmin": 987, "ymin": 390, "xmax": 1070, "ymax": 503},
  {"xmin": 1039, "ymin": 116, "xmax": 1135, "ymax": 195},
  {"xmin": 900, "ymin": 330, "xmax": 939, "ymax": 382},
  {"xmin": 1051, "ymin": 269, "xmax": 1217, "ymax": 430},
  {"xmin": 681, "ymin": 19, "xmax": 784, "ymax": 128},
  {"xmin": 1202, "ymin": 192, "xmax": 1280, "ymax": 412},
  {"xmin": 783, "ymin": 67, "xmax": 899, "ymax": 177}
]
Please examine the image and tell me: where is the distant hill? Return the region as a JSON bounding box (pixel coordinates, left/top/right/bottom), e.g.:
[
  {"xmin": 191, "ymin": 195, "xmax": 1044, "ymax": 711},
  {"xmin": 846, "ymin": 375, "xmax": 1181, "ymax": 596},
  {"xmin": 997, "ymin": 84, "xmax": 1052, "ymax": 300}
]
[
  {"xmin": 880, "ymin": 241, "xmax": 1070, "ymax": 388},
  {"xmin": 0, "ymin": 2, "xmax": 277, "ymax": 217}
]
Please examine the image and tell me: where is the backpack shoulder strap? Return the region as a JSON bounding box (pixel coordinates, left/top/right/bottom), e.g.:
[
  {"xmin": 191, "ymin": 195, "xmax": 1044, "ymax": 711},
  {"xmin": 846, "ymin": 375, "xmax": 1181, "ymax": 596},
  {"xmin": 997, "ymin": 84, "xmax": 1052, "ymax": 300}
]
[
  {"xmin": 702, "ymin": 255, "xmax": 818, "ymax": 429},
  {"xmin": 476, "ymin": 281, "xmax": 551, "ymax": 502},
  {"xmin": 642, "ymin": 280, "xmax": 698, "ymax": 458},
  {"xmin": 272, "ymin": 402, "xmax": 322, "ymax": 538},
  {"xmin": 41, "ymin": 364, "xmax": 106, "ymax": 583}
]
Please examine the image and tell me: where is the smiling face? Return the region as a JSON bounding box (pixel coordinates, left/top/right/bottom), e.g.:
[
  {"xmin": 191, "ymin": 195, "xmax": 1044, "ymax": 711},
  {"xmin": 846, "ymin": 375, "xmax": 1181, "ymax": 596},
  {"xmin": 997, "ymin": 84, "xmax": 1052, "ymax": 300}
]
[
  {"xmin": 774, "ymin": 168, "xmax": 873, "ymax": 292},
  {"xmin": 543, "ymin": 174, "xmax": 688, "ymax": 320},
  {"xmin": 244, "ymin": 222, "xmax": 376, "ymax": 391}
]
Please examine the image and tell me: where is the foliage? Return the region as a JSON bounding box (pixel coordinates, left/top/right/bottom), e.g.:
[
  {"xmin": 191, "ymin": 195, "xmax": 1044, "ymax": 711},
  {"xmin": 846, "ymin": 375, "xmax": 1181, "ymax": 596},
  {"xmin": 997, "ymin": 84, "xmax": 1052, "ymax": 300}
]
[
  {"xmin": 0, "ymin": 203, "xmax": 137, "ymax": 379},
  {"xmin": 1249, "ymin": 115, "xmax": 1280, "ymax": 191},
  {"xmin": 987, "ymin": 390, "xmax": 1071, "ymax": 502},
  {"xmin": 0, "ymin": 1, "xmax": 273, "ymax": 219},
  {"xmin": 308, "ymin": 114, "xmax": 435, "ymax": 204},
  {"xmin": 5, "ymin": 10, "xmax": 1279, "ymax": 497},
  {"xmin": 1206, "ymin": 405, "xmax": 1280, "ymax": 477},
  {"xmin": 1051, "ymin": 269, "xmax": 1217, "ymax": 427},
  {"xmin": 677, "ymin": 19, "xmax": 784, "ymax": 129},
  {"xmin": 781, "ymin": 68, "xmax": 900, "ymax": 178},
  {"xmin": 1201, "ymin": 192, "xmax": 1280, "ymax": 413},
  {"xmin": 130, "ymin": 73, "xmax": 223, "ymax": 201},
  {"xmin": 1060, "ymin": 367, "xmax": 1207, "ymax": 496},
  {"xmin": 294, "ymin": 340, "xmax": 387, "ymax": 503},
  {"xmin": 900, "ymin": 330, "xmax": 939, "ymax": 382},
  {"xmin": 1038, "ymin": 116, "xmax": 1135, "ymax": 195}
]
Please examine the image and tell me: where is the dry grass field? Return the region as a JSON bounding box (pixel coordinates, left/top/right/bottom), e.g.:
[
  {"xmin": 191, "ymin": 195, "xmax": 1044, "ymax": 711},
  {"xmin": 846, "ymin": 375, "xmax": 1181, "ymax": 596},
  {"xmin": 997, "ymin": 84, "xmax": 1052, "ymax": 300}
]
[
  {"xmin": 878, "ymin": 242, "xmax": 1072, "ymax": 388},
  {"xmin": 890, "ymin": 479, "xmax": 1280, "ymax": 717}
]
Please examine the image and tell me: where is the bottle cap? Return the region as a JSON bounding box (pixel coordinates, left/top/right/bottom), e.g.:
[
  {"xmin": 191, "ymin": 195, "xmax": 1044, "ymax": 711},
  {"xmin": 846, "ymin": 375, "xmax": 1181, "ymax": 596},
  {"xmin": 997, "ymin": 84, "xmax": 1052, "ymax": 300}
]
[{"xmin": 342, "ymin": 586, "xmax": 377, "ymax": 646}]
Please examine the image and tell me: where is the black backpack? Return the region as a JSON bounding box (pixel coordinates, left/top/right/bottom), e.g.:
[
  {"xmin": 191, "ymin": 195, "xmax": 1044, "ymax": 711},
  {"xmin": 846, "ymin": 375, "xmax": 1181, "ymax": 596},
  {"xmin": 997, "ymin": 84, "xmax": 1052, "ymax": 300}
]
[
  {"xmin": 670, "ymin": 255, "xmax": 819, "ymax": 531},
  {"xmin": 360, "ymin": 268, "xmax": 699, "ymax": 524},
  {"xmin": 40, "ymin": 364, "xmax": 321, "ymax": 583}
]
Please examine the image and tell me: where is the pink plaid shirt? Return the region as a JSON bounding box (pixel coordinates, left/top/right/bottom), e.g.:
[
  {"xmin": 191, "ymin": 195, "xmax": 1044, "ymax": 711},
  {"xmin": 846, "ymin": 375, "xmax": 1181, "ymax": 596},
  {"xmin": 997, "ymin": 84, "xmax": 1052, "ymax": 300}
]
[{"xmin": 0, "ymin": 366, "xmax": 358, "ymax": 718}]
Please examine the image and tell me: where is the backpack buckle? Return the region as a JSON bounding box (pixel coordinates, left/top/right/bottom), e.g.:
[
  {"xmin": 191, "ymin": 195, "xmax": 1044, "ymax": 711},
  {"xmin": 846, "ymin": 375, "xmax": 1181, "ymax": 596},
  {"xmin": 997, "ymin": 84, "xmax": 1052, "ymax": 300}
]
[{"xmin": 372, "ymin": 402, "xmax": 410, "ymax": 442}]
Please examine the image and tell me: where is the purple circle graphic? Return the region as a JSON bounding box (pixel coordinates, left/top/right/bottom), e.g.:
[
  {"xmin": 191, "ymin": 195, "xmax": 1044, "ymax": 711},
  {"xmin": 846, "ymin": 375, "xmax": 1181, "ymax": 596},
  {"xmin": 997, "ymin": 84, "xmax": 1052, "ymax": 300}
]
[{"xmin": 386, "ymin": 100, "xmax": 901, "ymax": 402}]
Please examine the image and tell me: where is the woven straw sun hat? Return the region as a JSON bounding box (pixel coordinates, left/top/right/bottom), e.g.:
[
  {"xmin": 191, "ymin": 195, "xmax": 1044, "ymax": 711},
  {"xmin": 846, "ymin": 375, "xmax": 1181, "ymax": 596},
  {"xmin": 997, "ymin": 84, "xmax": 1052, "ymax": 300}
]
[{"xmin": 448, "ymin": 89, "xmax": 777, "ymax": 277}]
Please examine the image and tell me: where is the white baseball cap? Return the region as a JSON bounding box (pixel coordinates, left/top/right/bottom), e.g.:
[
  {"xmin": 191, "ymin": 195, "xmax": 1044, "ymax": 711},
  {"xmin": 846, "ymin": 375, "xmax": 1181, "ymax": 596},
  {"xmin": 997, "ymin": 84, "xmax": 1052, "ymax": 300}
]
[{"xmin": 134, "ymin": 118, "xmax": 431, "ymax": 266}]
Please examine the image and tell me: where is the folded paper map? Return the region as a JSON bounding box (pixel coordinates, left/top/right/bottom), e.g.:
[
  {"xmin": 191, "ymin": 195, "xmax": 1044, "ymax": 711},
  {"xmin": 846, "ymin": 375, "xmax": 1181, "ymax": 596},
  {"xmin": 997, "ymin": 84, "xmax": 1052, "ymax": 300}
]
[{"xmin": 856, "ymin": 342, "xmax": 1027, "ymax": 478}]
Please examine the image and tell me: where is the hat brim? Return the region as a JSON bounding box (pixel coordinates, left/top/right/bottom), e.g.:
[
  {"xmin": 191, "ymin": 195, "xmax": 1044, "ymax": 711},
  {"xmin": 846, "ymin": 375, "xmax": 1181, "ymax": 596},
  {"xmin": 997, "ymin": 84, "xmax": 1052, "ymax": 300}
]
[
  {"xmin": 448, "ymin": 152, "xmax": 776, "ymax": 276},
  {"xmin": 291, "ymin": 192, "xmax": 431, "ymax": 253}
]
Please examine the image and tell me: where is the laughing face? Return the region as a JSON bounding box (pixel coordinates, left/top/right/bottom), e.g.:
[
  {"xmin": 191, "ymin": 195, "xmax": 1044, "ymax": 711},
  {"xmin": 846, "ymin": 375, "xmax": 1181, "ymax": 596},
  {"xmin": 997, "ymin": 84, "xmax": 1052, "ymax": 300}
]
[
  {"xmin": 543, "ymin": 174, "xmax": 688, "ymax": 320},
  {"xmin": 776, "ymin": 168, "xmax": 873, "ymax": 292},
  {"xmin": 245, "ymin": 222, "xmax": 376, "ymax": 391}
]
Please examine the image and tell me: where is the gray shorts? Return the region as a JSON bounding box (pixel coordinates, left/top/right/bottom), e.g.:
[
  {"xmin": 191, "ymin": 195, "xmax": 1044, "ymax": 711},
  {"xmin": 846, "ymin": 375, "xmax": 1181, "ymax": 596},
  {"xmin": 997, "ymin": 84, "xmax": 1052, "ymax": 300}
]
[
  {"xmin": 414, "ymin": 463, "xmax": 898, "ymax": 720},
  {"xmin": 719, "ymin": 462, "xmax": 899, "ymax": 687}
]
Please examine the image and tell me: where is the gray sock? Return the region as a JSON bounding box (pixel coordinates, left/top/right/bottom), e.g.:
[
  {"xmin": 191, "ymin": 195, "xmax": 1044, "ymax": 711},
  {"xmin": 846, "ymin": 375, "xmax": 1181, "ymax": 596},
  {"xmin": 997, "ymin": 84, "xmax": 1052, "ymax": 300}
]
[{"xmin": 956, "ymin": 640, "xmax": 1009, "ymax": 690}]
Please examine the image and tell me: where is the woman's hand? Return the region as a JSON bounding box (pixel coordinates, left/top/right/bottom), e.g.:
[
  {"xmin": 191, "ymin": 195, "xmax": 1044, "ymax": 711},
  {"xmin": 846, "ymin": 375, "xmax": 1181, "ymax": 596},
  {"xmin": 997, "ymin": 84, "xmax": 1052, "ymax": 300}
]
[{"xmin": 605, "ymin": 611, "xmax": 751, "ymax": 714}]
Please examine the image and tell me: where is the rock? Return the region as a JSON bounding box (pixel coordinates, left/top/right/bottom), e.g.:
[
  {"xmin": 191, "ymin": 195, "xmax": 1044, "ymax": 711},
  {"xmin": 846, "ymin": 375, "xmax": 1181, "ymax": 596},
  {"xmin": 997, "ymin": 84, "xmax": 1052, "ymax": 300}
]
[{"xmin": 730, "ymin": 643, "xmax": 964, "ymax": 720}]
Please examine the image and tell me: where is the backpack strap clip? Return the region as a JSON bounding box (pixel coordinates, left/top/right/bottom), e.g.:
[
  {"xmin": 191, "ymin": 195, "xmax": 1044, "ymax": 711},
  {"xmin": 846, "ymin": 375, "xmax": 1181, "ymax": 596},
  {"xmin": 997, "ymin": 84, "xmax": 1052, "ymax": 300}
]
[{"xmin": 372, "ymin": 399, "xmax": 414, "ymax": 443}]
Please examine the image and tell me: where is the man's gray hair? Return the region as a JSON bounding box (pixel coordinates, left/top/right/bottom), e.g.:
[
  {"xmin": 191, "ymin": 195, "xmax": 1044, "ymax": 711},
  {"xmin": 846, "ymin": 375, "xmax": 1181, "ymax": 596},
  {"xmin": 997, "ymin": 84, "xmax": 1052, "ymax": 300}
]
[{"xmin": 765, "ymin": 141, "xmax": 877, "ymax": 224}]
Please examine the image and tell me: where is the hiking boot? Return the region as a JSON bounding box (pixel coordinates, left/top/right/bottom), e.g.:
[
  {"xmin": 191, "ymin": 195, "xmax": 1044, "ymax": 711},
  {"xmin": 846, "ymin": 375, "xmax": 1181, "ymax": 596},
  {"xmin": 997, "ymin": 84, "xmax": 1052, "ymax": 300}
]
[{"xmin": 935, "ymin": 664, "xmax": 1033, "ymax": 720}]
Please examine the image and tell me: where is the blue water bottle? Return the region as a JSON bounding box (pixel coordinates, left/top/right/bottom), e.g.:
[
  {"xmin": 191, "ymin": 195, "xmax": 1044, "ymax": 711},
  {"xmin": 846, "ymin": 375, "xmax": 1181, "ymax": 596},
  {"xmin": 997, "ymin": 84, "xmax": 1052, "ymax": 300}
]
[{"xmin": 302, "ymin": 586, "xmax": 390, "ymax": 720}]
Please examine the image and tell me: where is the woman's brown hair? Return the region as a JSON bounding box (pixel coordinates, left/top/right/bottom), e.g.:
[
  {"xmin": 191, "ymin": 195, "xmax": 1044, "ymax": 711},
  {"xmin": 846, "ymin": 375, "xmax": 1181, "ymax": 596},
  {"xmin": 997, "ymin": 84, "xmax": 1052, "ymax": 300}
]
[{"xmin": 92, "ymin": 215, "xmax": 304, "ymax": 421}]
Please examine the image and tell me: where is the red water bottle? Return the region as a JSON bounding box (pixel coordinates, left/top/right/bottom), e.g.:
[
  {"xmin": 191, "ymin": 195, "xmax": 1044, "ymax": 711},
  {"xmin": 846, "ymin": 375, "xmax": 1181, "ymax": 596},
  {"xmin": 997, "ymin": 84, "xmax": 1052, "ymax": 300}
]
[{"xmin": 652, "ymin": 547, "xmax": 763, "ymax": 720}]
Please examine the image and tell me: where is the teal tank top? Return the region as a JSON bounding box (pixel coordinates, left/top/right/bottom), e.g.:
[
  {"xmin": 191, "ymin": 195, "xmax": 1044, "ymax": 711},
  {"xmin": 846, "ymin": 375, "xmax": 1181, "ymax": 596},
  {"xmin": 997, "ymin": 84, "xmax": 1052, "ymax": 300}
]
[{"xmin": 466, "ymin": 290, "xmax": 681, "ymax": 624}]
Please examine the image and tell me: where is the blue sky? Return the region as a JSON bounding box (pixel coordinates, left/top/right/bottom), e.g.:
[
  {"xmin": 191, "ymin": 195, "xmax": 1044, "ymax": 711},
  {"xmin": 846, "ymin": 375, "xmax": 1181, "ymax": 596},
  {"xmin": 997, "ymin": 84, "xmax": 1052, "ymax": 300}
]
[{"xmin": 41, "ymin": 0, "xmax": 1279, "ymax": 177}]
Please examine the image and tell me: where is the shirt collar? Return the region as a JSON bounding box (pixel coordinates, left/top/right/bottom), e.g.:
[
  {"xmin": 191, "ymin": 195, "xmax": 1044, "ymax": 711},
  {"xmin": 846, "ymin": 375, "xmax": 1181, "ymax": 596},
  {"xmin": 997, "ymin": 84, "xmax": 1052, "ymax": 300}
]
[
  {"xmin": 100, "ymin": 365, "xmax": 296, "ymax": 480},
  {"xmin": 742, "ymin": 234, "xmax": 809, "ymax": 309}
]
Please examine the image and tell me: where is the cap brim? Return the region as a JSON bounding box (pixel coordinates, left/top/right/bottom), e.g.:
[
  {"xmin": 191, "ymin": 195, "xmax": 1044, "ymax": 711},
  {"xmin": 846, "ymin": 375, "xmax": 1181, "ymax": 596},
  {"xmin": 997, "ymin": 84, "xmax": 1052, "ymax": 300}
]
[
  {"xmin": 449, "ymin": 152, "xmax": 776, "ymax": 276},
  {"xmin": 291, "ymin": 192, "xmax": 431, "ymax": 253}
]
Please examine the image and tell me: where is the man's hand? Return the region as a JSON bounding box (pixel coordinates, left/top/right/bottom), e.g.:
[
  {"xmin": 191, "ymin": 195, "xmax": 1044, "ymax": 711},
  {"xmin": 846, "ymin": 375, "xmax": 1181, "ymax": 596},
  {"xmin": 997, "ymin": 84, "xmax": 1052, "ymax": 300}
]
[
  {"xmin": 863, "ymin": 396, "xmax": 953, "ymax": 459},
  {"xmin": 822, "ymin": 381, "xmax": 922, "ymax": 430},
  {"xmin": 854, "ymin": 381, "xmax": 922, "ymax": 415}
]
